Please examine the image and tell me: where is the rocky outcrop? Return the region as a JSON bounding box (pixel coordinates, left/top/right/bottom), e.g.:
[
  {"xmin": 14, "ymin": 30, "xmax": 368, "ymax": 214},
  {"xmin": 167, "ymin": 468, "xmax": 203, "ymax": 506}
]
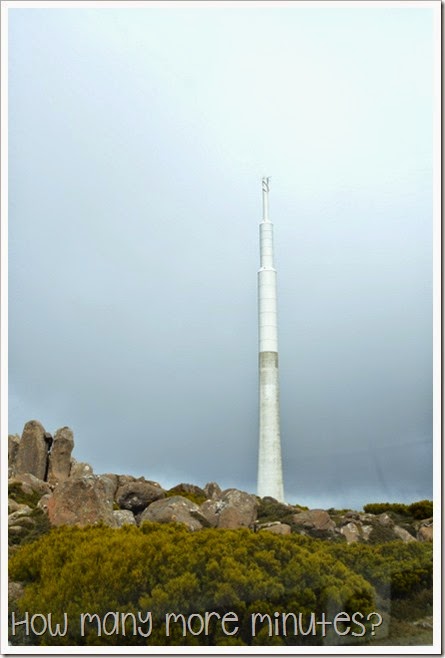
[
  {"xmin": 15, "ymin": 421, "xmax": 50, "ymax": 481},
  {"xmin": 116, "ymin": 480, "xmax": 165, "ymax": 513},
  {"xmin": 7, "ymin": 419, "xmax": 434, "ymax": 543},
  {"xmin": 46, "ymin": 476, "xmax": 114, "ymax": 527},
  {"xmin": 47, "ymin": 427, "xmax": 74, "ymax": 485}
]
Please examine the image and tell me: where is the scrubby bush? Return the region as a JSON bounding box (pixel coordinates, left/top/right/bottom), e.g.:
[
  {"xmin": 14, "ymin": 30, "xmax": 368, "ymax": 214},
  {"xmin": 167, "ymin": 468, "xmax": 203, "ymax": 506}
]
[
  {"xmin": 362, "ymin": 501, "xmax": 433, "ymax": 521},
  {"xmin": 363, "ymin": 502, "xmax": 410, "ymax": 517},
  {"xmin": 407, "ymin": 500, "xmax": 433, "ymax": 521},
  {"xmin": 329, "ymin": 541, "xmax": 433, "ymax": 600},
  {"xmin": 10, "ymin": 524, "xmax": 376, "ymax": 646},
  {"xmin": 256, "ymin": 498, "xmax": 295, "ymax": 525}
]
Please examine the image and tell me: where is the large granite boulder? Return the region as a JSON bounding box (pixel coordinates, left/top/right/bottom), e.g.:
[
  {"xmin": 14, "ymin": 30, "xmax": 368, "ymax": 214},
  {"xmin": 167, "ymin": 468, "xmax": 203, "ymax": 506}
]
[
  {"xmin": 15, "ymin": 421, "xmax": 50, "ymax": 481},
  {"xmin": 340, "ymin": 522, "xmax": 361, "ymax": 543},
  {"xmin": 393, "ymin": 525, "xmax": 416, "ymax": 542},
  {"xmin": 116, "ymin": 481, "xmax": 165, "ymax": 513},
  {"xmin": 139, "ymin": 496, "xmax": 205, "ymax": 531},
  {"xmin": 293, "ymin": 509, "xmax": 336, "ymax": 533},
  {"xmin": 215, "ymin": 489, "xmax": 258, "ymax": 529},
  {"xmin": 47, "ymin": 427, "xmax": 74, "ymax": 485},
  {"xmin": 46, "ymin": 476, "xmax": 114, "ymax": 526}
]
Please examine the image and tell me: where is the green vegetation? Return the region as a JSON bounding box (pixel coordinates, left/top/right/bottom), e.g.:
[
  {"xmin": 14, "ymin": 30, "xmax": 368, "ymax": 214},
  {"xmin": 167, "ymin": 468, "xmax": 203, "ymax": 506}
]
[
  {"xmin": 363, "ymin": 501, "xmax": 433, "ymax": 521},
  {"xmin": 10, "ymin": 523, "xmax": 376, "ymax": 646},
  {"xmin": 328, "ymin": 541, "xmax": 432, "ymax": 600},
  {"xmin": 256, "ymin": 498, "xmax": 296, "ymax": 525}
]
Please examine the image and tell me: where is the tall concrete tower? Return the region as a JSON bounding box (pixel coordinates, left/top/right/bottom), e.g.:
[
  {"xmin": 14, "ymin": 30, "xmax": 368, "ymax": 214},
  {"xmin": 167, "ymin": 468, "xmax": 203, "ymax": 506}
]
[{"xmin": 257, "ymin": 177, "xmax": 285, "ymax": 503}]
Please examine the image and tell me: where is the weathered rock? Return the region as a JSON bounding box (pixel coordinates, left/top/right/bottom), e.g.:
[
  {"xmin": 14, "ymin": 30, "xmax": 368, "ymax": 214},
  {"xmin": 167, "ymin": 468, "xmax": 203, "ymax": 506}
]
[
  {"xmin": 8, "ymin": 506, "xmax": 32, "ymax": 525},
  {"xmin": 340, "ymin": 522, "xmax": 361, "ymax": 543},
  {"xmin": 116, "ymin": 481, "xmax": 165, "ymax": 513},
  {"xmin": 69, "ymin": 459, "xmax": 93, "ymax": 478},
  {"xmin": 393, "ymin": 525, "xmax": 416, "ymax": 542},
  {"xmin": 15, "ymin": 421, "xmax": 49, "ymax": 481},
  {"xmin": 9, "ymin": 514, "xmax": 35, "ymax": 529},
  {"xmin": 418, "ymin": 523, "xmax": 433, "ymax": 542},
  {"xmin": 8, "ymin": 498, "xmax": 22, "ymax": 514},
  {"xmin": 9, "ymin": 474, "xmax": 51, "ymax": 498},
  {"xmin": 46, "ymin": 476, "xmax": 114, "ymax": 526},
  {"xmin": 293, "ymin": 509, "xmax": 336, "ymax": 532},
  {"xmin": 203, "ymin": 482, "xmax": 222, "ymax": 500},
  {"xmin": 378, "ymin": 513, "xmax": 394, "ymax": 528},
  {"xmin": 140, "ymin": 496, "xmax": 203, "ymax": 531},
  {"xmin": 258, "ymin": 522, "xmax": 291, "ymax": 535},
  {"xmin": 216, "ymin": 489, "xmax": 258, "ymax": 529},
  {"xmin": 47, "ymin": 427, "xmax": 74, "ymax": 485},
  {"xmin": 98, "ymin": 474, "xmax": 119, "ymax": 500},
  {"xmin": 8, "ymin": 435, "xmax": 20, "ymax": 477},
  {"xmin": 111, "ymin": 509, "xmax": 137, "ymax": 528},
  {"xmin": 199, "ymin": 499, "xmax": 222, "ymax": 527}
]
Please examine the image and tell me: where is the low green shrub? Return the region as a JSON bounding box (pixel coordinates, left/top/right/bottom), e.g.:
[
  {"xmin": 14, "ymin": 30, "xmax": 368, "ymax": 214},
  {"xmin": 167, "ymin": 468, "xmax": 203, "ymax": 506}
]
[{"xmin": 10, "ymin": 524, "xmax": 376, "ymax": 646}]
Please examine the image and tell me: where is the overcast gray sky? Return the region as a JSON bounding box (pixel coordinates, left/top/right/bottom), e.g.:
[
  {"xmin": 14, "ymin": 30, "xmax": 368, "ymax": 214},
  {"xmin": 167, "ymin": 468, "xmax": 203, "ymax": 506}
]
[{"xmin": 8, "ymin": 3, "xmax": 436, "ymax": 510}]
